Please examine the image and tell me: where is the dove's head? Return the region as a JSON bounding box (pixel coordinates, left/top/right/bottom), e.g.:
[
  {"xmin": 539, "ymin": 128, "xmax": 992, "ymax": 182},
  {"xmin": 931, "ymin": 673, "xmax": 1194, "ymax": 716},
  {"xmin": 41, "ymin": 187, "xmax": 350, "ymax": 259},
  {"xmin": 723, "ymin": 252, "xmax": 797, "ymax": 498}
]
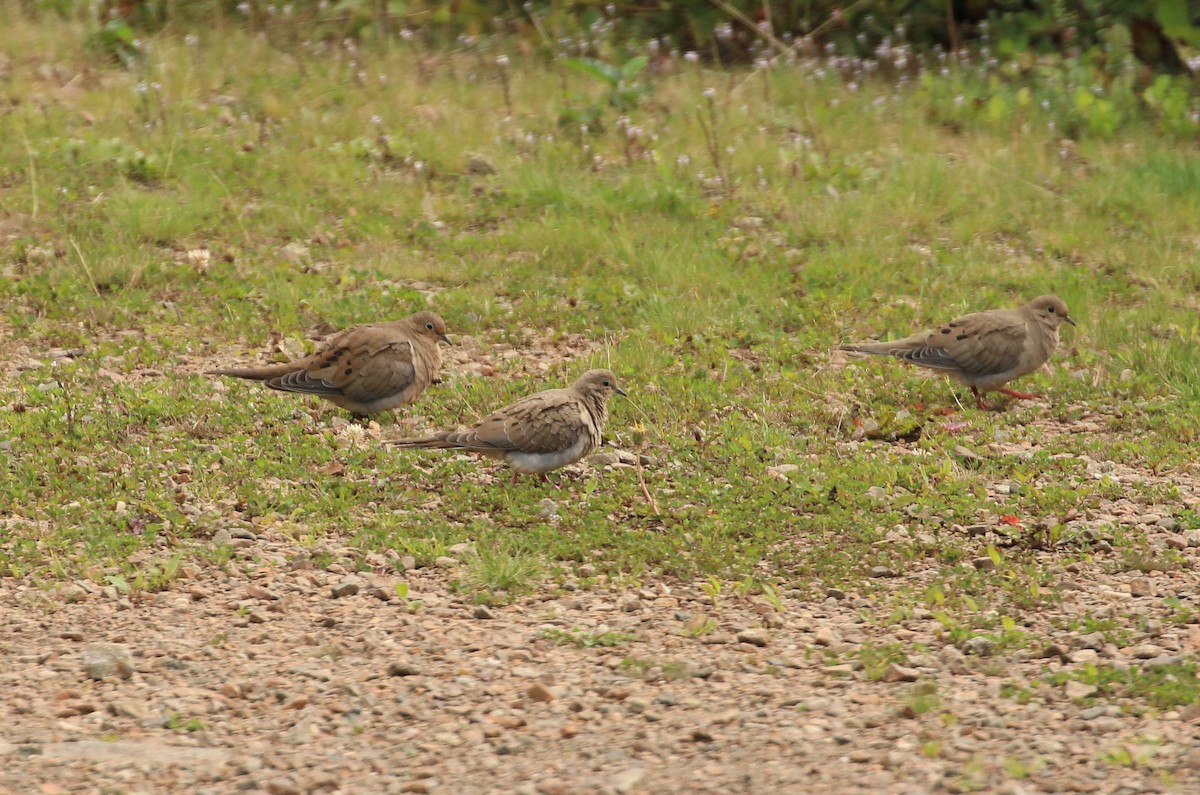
[
  {"xmin": 575, "ymin": 369, "xmax": 627, "ymax": 400},
  {"xmin": 1025, "ymin": 295, "xmax": 1076, "ymax": 330},
  {"xmin": 410, "ymin": 311, "xmax": 453, "ymax": 345}
]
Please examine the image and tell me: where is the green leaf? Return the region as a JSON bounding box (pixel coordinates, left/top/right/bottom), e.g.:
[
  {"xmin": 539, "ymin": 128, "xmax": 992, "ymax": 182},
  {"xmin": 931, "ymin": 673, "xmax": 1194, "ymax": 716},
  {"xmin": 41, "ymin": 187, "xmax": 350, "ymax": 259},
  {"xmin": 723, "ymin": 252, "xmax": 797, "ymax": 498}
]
[
  {"xmin": 986, "ymin": 94, "xmax": 1008, "ymax": 122},
  {"xmin": 932, "ymin": 610, "xmax": 957, "ymax": 629},
  {"xmin": 103, "ymin": 19, "xmax": 135, "ymax": 45},
  {"xmin": 1158, "ymin": 0, "xmax": 1200, "ymax": 49},
  {"xmin": 1156, "ymin": 0, "xmax": 1191, "ymax": 36},
  {"xmin": 620, "ymin": 55, "xmax": 649, "ymax": 80},
  {"xmin": 564, "ymin": 57, "xmax": 620, "ymax": 86}
]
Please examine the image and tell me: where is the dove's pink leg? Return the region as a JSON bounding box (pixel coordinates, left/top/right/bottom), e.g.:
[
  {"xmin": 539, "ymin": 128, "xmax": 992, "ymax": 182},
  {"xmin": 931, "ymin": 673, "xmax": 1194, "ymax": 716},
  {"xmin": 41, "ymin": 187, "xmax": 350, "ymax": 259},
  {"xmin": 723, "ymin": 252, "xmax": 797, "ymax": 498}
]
[
  {"xmin": 510, "ymin": 471, "xmax": 556, "ymax": 487},
  {"xmin": 510, "ymin": 471, "xmax": 554, "ymax": 487},
  {"xmin": 997, "ymin": 387, "xmax": 1041, "ymax": 400}
]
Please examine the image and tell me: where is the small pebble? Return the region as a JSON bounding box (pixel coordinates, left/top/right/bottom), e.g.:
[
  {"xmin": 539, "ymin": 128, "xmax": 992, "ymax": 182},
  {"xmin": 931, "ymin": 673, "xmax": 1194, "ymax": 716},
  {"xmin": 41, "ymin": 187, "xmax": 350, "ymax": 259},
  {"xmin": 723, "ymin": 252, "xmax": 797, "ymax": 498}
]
[{"xmin": 330, "ymin": 578, "xmax": 360, "ymax": 598}]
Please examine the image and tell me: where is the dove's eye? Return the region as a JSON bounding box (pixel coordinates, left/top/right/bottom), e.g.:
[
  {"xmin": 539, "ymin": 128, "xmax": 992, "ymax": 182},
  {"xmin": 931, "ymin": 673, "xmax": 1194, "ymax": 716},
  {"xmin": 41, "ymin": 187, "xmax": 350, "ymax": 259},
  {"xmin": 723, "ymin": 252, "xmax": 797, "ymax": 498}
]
[
  {"xmin": 426, "ymin": 322, "xmax": 435, "ymax": 330},
  {"xmin": 603, "ymin": 380, "xmax": 611, "ymax": 387},
  {"xmin": 1047, "ymin": 306, "xmax": 1056, "ymax": 313}
]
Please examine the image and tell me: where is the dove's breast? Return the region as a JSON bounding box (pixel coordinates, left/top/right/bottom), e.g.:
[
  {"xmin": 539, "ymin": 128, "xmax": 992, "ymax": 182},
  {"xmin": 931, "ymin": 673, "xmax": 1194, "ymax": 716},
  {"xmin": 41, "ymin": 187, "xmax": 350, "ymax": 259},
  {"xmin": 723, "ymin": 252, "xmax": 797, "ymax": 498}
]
[{"xmin": 505, "ymin": 434, "xmax": 596, "ymax": 475}]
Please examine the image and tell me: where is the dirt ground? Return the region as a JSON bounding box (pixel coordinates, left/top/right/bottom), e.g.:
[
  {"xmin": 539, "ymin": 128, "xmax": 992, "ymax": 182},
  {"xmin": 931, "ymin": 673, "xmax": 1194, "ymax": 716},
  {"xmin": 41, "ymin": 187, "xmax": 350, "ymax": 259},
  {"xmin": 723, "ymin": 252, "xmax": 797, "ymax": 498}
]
[{"xmin": 4, "ymin": 505, "xmax": 1200, "ymax": 795}]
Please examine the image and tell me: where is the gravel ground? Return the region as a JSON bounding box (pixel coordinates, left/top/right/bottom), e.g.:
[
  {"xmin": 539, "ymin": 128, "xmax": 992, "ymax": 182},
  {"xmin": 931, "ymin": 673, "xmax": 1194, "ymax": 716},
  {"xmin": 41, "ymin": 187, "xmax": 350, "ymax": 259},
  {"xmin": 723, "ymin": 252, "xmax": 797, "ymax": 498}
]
[{"xmin": 4, "ymin": 517, "xmax": 1200, "ymax": 795}]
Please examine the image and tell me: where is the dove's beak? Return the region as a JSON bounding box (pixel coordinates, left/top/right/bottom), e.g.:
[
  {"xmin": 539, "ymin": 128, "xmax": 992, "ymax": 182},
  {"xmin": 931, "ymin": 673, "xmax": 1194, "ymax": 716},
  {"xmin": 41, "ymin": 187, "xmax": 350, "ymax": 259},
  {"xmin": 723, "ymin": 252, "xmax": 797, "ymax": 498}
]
[
  {"xmin": 615, "ymin": 385, "xmax": 628, "ymax": 397},
  {"xmin": 1064, "ymin": 315, "xmax": 1077, "ymax": 327},
  {"xmin": 439, "ymin": 334, "xmax": 454, "ymax": 345}
]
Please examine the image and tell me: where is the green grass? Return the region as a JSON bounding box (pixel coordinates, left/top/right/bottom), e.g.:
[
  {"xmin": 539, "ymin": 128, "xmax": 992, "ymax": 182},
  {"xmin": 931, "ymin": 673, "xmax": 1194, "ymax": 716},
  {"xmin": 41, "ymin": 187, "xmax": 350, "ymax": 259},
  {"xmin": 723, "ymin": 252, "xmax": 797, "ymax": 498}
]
[
  {"xmin": 540, "ymin": 628, "xmax": 636, "ymax": 648},
  {"xmin": 453, "ymin": 541, "xmax": 547, "ymax": 603},
  {"xmin": 1049, "ymin": 662, "xmax": 1200, "ymax": 711},
  {"xmin": 2, "ymin": 11, "xmax": 1200, "ymax": 671}
]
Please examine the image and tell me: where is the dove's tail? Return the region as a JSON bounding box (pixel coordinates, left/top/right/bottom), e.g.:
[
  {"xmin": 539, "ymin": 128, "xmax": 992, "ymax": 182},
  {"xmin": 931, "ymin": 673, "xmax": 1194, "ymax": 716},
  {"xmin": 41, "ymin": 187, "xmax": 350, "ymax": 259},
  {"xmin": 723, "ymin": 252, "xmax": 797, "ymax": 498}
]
[
  {"xmin": 838, "ymin": 342, "xmax": 904, "ymax": 357},
  {"xmin": 385, "ymin": 433, "xmax": 460, "ymax": 450},
  {"xmin": 207, "ymin": 362, "xmax": 300, "ymax": 381}
]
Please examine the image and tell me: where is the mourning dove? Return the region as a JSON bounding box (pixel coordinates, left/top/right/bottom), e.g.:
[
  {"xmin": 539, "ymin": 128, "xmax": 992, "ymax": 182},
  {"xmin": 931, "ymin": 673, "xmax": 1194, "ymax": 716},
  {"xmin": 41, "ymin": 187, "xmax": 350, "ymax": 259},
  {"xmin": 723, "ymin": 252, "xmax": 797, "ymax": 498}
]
[
  {"xmin": 387, "ymin": 369, "xmax": 626, "ymax": 483},
  {"xmin": 208, "ymin": 311, "xmax": 452, "ymax": 416},
  {"xmin": 839, "ymin": 295, "xmax": 1076, "ymax": 409}
]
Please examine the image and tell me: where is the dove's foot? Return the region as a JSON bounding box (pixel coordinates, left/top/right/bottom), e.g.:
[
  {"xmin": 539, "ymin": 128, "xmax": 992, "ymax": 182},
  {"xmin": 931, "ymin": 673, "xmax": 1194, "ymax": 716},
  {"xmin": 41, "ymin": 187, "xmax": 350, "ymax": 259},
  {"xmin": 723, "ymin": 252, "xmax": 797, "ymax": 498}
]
[
  {"xmin": 510, "ymin": 471, "xmax": 558, "ymax": 489},
  {"xmin": 970, "ymin": 387, "xmax": 1003, "ymax": 412}
]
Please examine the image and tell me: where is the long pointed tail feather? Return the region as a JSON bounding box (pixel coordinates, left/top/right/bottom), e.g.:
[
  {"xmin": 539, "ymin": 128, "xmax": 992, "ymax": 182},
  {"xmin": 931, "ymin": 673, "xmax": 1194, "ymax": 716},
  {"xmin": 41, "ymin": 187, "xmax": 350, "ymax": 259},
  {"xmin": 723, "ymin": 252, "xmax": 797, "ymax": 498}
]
[
  {"xmin": 838, "ymin": 342, "xmax": 898, "ymax": 356},
  {"xmin": 207, "ymin": 362, "xmax": 299, "ymax": 381},
  {"xmin": 385, "ymin": 434, "xmax": 458, "ymax": 449}
]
